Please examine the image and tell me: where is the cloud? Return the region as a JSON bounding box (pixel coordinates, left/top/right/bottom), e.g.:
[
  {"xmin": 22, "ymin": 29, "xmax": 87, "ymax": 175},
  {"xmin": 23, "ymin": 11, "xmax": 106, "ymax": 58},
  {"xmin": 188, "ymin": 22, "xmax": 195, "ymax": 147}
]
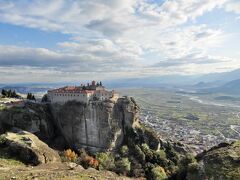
[
  {"xmin": 225, "ymin": 0, "xmax": 240, "ymax": 14},
  {"xmin": 135, "ymin": 0, "xmax": 228, "ymax": 27},
  {"xmin": 0, "ymin": 0, "xmax": 229, "ymax": 35},
  {"xmin": 153, "ymin": 53, "xmax": 230, "ymax": 68},
  {"xmin": 0, "ymin": 44, "xmax": 141, "ymax": 74},
  {"xmin": 0, "ymin": 0, "xmax": 239, "ymax": 82}
]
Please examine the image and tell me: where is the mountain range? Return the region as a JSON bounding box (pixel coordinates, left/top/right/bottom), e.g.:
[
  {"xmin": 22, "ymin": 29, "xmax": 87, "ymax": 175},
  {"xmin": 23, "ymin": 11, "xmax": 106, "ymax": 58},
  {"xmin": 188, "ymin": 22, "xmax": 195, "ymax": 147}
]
[{"xmin": 1, "ymin": 68, "xmax": 240, "ymax": 95}]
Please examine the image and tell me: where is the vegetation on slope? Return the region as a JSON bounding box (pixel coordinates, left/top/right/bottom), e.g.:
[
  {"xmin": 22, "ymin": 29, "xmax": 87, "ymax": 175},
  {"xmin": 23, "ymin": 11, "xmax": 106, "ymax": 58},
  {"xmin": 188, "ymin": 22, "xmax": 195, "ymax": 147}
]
[{"xmin": 193, "ymin": 141, "xmax": 240, "ymax": 180}]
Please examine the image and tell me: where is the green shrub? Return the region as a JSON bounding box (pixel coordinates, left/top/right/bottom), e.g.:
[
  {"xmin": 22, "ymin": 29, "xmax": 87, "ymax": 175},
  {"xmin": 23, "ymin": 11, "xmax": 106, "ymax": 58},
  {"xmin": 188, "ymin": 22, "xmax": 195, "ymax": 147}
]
[
  {"xmin": 186, "ymin": 162, "xmax": 201, "ymax": 180},
  {"xmin": 150, "ymin": 166, "xmax": 168, "ymax": 180},
  {"xmin": 179, "ymin": 153, "xmax": 196, "ymax": 168},
  {"xmin": 120, "ymin": 145, "xmax": 129, "ymax": 157},
  {"xmin": 177, "ymin": 153, "xmax": 197, "ymax": 179},
  {"xmin": 152, "ymin": 151, "xmax": 169, "ymax": 167},
  {"xmin": 165, "ymin": 143, "xmax": 179, "ymax": 164},
  {"xmin": 133, "ymin": 145, "xmax": 145, "ymax": 163},
  {"xmin": 96, "ymin": 152, "xmax": 115, "ymax": 170},
  {"xmin": 115, "ymin": 157, "xmax": 131, "ymax": 174},
  {"xmin": 141, "ymin": 143, "xmax": 154, "ymax": 161},
  {"xmin": 157, "ymin": 150, "xmax": 167, "ymax": 159}
]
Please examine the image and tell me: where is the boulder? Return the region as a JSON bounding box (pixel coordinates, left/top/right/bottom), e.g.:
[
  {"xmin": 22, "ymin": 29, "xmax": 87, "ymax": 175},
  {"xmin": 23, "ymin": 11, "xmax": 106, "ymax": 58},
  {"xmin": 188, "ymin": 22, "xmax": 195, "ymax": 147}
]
[{"xmin": 0, "ymin": 130, "xmax": 61, "ymax": 165}]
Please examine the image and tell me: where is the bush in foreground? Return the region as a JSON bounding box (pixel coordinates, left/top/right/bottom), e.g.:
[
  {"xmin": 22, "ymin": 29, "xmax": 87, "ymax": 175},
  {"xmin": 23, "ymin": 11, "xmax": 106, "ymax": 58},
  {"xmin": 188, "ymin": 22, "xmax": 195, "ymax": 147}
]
[
  {"xmin": 150, "ymin": 166, "xmax": 167, "ymax": 180},
  {"xmin": 63, "ymin": 149, "xmax": 78, "ymax": 162}
]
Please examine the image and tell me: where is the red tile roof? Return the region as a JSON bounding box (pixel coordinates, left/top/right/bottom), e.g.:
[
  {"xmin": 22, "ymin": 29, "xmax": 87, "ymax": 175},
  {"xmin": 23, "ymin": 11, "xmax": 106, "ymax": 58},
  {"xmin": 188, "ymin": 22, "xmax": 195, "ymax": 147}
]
[{"xmin": 48, "ymin": 86, "xmax": 95, "ymax": 94}]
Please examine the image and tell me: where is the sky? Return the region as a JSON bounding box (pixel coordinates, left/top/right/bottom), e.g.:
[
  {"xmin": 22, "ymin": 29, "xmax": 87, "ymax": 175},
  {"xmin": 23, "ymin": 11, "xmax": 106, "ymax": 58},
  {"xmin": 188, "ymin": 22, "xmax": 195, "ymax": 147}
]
[{"xmin": 0, "ymin": 0, "xmax": 240, "ymax": 83}]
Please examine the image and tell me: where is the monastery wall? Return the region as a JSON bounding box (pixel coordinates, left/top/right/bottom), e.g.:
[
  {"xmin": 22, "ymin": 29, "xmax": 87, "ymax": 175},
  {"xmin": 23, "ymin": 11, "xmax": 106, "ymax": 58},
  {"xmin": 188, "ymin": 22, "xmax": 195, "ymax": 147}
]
[{"xmin": 48, "ymin": 92, "xmax": 91, "ymax": 103}]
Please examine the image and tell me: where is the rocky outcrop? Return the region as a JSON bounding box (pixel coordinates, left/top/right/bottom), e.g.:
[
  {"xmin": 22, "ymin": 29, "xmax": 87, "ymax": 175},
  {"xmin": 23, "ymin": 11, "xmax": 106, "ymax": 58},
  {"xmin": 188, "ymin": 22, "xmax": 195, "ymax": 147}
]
[
  {"xmin": 0, "ymin": 97, "xmax": 139, "ymax": 152},
  {"xmin": 50, "ymin": 97, "xmax": 139, "ymax": 152},
  {"xmin": 187, "ymin": 141, "xmax": 240, "ymax": 180},
  {"xmin": 0, "ymin": 130, "xmax": 61, "ymax": 165},
  {"xmin": 0, "ymin": 102, "xmax": 55, "ymax": 143}
]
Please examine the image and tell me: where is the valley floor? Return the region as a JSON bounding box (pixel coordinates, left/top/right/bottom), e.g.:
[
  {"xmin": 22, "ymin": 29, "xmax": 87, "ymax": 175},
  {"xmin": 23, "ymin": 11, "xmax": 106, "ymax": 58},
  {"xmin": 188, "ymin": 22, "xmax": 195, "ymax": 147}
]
[{"xmin": 118, "ymin": 88, "xmax": 240, "ymax": 154}]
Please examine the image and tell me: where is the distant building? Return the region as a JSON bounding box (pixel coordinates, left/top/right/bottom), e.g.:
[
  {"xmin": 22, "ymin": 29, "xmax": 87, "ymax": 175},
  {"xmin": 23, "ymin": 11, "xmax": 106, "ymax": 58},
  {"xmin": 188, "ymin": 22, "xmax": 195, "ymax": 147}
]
[{"xmin": 47, "ymin": 81, "xmax": 118, "ymax": 103}]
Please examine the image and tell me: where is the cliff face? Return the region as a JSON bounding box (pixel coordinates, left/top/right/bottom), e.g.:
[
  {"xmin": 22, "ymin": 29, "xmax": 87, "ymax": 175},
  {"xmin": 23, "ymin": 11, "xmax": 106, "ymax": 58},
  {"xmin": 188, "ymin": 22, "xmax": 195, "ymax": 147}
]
[
  {"xmin": 0, "ymin": 102, "xmax": 55, "ymax": 143},
  {"xmin": 50, "ymin": 97, "xmax": 139, "ymax": 152},
  {"xmin": 0, "ymin": 97, "xmax": 139, "ymax": 152}
]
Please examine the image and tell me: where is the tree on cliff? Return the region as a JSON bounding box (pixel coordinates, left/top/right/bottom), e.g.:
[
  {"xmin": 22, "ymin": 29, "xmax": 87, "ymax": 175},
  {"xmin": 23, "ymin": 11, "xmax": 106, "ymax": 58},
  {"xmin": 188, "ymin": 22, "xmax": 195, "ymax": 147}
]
[
  {"xmin": 27, "ymin": 93, "xmax": 36, "ymax": 101},
  {"xmin": 1, "ymin": 89, "xmax": 7, "ymax": 96},
  {"xmin": 1, "ymin": 89, "xmax": 20, "ymax": 98},
  {"xmin": 41, "ymin": 94, "xmax": 48, "ymax": 102}
]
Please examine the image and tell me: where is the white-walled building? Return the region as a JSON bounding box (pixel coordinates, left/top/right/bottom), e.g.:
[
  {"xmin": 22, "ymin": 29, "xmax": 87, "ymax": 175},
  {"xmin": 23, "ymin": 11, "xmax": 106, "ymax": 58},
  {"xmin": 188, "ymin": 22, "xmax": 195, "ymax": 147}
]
[{"xmin": 47, "ymin": 81, "xmax": 118, "ymax": 103}]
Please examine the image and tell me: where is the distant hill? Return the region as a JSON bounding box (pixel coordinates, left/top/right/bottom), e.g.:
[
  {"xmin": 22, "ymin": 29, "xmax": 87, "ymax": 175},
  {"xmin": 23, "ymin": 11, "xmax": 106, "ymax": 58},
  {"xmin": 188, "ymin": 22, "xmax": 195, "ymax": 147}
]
[
  {"xmin": 199, "ymin": 79, "xmax": 240, "ymax": 95},
  {"xmin": 217, "ymin": 79, "xmax": 240, "ymax": 94},
  {"xmin": 1, "ymin": 68, "xmax": 239, "ymax": 90},
  {"xmin": 196, "ymin": 68, "xmax": 240, "ymax": 84},
  {"xmin": 0, "ymin": 86, "xmax": 50, "ymax": 94},
  {"xmin": 105, "ymin": 68, "xmax": 240, "ymax": 88}
]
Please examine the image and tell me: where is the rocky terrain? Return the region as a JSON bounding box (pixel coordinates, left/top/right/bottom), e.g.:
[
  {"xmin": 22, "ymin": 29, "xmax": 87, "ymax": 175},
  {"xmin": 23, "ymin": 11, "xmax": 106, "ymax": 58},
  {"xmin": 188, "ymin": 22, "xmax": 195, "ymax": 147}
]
[
  {"xmin": 193, "ymin": 141, "xmax": 240, "ymax": 179},
  {"xmin": 0, "ymin": 96, "xmax": 239, "ymax": 179}
]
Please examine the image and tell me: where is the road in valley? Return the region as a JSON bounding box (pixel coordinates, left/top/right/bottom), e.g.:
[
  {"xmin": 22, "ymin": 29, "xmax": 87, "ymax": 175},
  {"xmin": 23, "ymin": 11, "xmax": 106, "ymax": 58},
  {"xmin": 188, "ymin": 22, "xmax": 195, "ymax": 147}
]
[
  {"xmin": 236, "ymin": 112, "xmax": 240, "ymax": 119},
  {"xmin": 230, "ymin": 125, "xmax": 240, "ymax": 137}
]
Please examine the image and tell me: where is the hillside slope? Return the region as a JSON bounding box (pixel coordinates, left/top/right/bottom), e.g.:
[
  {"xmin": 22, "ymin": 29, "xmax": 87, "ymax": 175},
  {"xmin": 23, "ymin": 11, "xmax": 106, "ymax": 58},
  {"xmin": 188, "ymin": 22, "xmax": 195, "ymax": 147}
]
[
  {"xmin": 199, "ymin": 79, "xmax": 240, "ymax": 95},
  {"xmin": 187, "ymin": 141, "xmax": 240, "ymax": 180}
]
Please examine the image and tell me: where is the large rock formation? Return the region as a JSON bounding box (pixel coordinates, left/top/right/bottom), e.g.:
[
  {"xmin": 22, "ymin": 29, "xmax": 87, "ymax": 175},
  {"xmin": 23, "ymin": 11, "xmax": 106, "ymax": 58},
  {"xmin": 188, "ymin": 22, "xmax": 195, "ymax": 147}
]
[
  {"xmin": 0, "ymin": 130, "xmax": 61, "ymax": 165},
  {"xmin": 0, "ymin": 97, "xmax": 139, "ymax": 152},
  {"xmin": 50, "ymin": 97, "xmax": 139, "ymax": 152}
]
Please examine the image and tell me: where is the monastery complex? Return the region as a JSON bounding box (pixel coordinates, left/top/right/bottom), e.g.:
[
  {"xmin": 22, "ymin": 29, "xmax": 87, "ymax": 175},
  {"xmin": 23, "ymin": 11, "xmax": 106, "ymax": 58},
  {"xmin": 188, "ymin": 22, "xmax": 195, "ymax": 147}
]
[{"xmin": 47, "ymin": 81, "xmax": 118, "ymax": 103}]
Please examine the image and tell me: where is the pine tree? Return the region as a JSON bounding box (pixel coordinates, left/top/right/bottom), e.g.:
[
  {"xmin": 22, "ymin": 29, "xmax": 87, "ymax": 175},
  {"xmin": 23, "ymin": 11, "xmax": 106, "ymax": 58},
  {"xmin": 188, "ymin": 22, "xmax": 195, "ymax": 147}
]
[
  {"xmin": 12, "ymin": 90, "xmax": 17, "ymax": 98},
  {"xmin": 1, "ymin": 89, "xmax": 6, "ymax": 96},
  {"xmin": 32, "ymin": 95, "xmax": 36, "ymax": 101},
  {"xmin": 41, "ymin": 94, "xmax": 48, "ymax": 102},
  {"xmin": 27, "ymin": 93, "xmax": 36, "ymax": 101},
  {"xmin": 7, "ymin": 90, "xmax": 12, "ymax": 97}
]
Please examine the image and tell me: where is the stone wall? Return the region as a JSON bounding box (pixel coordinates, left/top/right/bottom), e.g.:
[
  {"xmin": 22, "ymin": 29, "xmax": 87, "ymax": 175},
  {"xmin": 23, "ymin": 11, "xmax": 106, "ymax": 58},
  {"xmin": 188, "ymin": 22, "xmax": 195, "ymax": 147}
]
[{"xmin": 48, "ymin": 92, "xmax": 90, "ymax": 103}]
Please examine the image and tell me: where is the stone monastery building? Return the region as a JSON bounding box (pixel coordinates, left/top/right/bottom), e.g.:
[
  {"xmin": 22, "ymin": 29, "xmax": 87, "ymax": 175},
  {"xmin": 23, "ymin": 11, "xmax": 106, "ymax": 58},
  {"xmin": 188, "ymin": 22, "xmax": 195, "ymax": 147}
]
[{"xmin": 47, "ymin": 81, "xmax": 118, "ymax": 103}]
